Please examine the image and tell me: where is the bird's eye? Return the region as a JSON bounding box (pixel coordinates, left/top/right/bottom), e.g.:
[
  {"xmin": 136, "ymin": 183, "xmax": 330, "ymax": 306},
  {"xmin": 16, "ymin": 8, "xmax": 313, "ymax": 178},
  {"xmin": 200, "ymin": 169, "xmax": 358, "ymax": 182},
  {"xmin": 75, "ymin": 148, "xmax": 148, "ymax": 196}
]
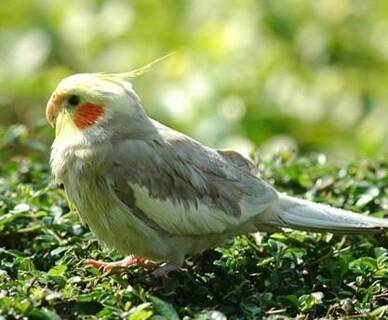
[{"xmin": 68, "ymin": 95, "xmax": 80, "ymax": 106}]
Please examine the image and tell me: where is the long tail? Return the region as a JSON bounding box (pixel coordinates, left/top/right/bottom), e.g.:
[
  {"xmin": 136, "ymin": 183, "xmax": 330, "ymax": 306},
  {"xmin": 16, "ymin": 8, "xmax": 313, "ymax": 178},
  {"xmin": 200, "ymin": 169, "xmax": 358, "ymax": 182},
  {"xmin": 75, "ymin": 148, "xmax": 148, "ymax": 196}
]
[{"xmin": 262, "ymin": 193, "xmax": 388, "ymax": 234}]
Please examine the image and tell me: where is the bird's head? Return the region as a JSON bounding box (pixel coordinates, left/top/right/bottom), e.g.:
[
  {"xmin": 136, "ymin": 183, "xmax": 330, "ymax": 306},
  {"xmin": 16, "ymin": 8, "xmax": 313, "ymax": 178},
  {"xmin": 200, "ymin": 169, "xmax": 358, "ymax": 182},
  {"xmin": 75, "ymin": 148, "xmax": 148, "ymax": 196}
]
[
  {"xmin": 46, "ymin": 73, "xmax": 147, "ymax": 140},
  {"xmin": 46, "ymin": 55, "xmax": 172, "ymax": 142}
]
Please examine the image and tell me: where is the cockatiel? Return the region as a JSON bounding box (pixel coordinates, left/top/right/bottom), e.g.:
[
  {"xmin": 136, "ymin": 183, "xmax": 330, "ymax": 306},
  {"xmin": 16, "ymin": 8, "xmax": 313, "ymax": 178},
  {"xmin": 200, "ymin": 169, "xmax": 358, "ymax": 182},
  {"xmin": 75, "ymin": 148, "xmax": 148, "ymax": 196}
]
[{"xmin": 46, "ymin": 69, "xmax": 388, "ymax": 275}]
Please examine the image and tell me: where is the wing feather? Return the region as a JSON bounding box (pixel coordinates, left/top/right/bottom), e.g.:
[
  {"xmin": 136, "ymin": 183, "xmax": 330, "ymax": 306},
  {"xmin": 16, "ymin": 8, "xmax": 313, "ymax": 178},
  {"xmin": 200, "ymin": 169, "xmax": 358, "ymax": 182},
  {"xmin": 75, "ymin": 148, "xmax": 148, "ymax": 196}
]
[{"xmin": 110, "ymin": 122, "xmax": 277, "ymax": 236}]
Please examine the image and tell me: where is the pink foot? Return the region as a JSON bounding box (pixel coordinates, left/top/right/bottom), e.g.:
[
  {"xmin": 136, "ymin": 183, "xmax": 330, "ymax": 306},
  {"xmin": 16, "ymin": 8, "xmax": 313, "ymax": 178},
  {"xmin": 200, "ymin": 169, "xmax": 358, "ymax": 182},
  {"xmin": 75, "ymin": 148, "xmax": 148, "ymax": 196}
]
[{"xmin": 84, "ymin": 255, "xmax": 153, "ymax": 274}]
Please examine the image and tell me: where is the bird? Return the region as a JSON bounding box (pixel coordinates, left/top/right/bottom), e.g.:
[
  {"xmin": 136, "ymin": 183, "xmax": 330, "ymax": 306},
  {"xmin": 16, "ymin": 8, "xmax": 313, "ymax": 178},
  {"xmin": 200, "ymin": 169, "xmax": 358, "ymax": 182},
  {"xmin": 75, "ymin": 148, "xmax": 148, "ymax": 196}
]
[{"xmin": 46, "ymin": 68, "xmax": 388, "ymax": 276}]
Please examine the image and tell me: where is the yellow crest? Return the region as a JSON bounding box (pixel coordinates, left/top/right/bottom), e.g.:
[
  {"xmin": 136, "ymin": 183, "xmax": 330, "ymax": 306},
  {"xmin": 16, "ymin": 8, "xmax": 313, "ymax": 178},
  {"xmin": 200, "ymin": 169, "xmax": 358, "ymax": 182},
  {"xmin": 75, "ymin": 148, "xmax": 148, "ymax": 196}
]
[{"xmin": 116, "ymin": 52, "xmax": 175, "ymax": 80}]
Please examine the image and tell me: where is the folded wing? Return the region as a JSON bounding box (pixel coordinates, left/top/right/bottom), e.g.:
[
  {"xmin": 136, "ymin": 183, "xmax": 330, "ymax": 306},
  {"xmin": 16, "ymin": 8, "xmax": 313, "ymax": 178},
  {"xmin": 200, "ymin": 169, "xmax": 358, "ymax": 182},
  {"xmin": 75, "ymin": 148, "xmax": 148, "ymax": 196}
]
[{"xmin": 110, "ymin": 123, "xmax": 277, "ymax": 236}]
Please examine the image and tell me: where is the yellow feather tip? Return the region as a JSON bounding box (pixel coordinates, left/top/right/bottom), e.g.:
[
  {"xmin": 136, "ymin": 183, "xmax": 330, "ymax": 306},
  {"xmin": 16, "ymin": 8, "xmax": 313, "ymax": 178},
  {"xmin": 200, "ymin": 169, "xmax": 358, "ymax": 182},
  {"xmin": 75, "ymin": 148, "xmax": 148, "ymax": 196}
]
[{"xmin": 116, "ymin": 52, "xmax": 175, "ymax": 80}]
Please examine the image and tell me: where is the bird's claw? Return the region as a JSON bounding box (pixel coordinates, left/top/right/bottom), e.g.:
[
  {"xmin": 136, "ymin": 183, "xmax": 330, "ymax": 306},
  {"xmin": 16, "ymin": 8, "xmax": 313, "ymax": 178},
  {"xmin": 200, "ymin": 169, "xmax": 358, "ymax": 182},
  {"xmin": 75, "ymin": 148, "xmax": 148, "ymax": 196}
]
[{"xmin": 84, "ymin": 256, "xmax": 153, "ymax": 274}]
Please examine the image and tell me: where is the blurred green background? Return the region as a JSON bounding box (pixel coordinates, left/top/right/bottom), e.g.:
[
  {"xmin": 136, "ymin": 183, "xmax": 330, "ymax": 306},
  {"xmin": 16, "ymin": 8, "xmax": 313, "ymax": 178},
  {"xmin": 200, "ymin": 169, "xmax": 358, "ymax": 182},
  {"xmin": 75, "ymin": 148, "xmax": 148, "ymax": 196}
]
[{"xmin": 1, "ymin": 0, "xmax": 388, "ymax": 160}]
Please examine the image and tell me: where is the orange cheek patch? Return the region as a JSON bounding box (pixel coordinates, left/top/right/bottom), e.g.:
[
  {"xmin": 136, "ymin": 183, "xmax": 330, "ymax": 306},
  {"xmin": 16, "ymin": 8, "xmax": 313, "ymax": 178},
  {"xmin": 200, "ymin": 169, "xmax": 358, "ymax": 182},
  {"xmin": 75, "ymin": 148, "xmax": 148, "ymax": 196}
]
[{"xmin": 74, "ymin": 103, "xmax": 105, "ymax": 129}]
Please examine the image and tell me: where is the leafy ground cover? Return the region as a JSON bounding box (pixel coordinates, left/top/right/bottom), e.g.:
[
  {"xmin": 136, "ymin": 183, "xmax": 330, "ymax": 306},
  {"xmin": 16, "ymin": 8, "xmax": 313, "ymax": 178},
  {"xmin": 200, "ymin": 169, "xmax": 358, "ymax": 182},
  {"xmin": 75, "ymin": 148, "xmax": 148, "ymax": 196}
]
[{"xmin": 0, "ymin": 128, "xmax": 387, "ymax": 319}]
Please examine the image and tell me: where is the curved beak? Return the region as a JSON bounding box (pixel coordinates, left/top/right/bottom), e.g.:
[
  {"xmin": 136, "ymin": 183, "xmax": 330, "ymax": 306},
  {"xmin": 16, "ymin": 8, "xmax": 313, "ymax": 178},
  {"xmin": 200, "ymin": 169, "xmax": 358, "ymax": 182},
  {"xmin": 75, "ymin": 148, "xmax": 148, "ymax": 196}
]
[{"xmin": 46, "ymin": 93, "xmax": 64, "ymax": 127}]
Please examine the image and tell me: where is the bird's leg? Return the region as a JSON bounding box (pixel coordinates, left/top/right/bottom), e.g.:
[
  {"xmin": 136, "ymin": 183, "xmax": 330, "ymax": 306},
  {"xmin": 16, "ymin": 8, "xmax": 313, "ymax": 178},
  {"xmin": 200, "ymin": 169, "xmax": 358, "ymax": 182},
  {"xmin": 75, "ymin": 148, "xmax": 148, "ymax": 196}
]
[
  {"xmin": 84, "ymin": 255, "xmax": 154, "ymax": 274},
  {"xmin": 151, "ymin": 263, "xmax": 179, "ymax": 278}
]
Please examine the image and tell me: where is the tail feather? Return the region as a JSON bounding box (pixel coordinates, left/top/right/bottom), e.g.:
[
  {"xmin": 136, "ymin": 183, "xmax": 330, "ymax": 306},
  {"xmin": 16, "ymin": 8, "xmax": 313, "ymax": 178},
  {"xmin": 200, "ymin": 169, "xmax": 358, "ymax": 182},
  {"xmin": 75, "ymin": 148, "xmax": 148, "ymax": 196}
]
[{"xmin": 263, "ymin": 193, "xmax": 388, "ymax": 234}]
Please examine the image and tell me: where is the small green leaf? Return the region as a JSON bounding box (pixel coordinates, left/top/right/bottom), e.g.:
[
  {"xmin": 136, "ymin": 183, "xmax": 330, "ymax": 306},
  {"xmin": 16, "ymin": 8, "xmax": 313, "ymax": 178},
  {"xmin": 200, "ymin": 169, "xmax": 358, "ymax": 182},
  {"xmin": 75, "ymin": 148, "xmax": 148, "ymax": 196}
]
[
  {"xmin": 349, "ymin": 257, "xmax": 377, "ymax": 274},
  {"xmin": 15, "ymin": 299, "xmax": 31, "ymax": 312},
  {"xmin": 47, "ymin": 264, "xmax": 67, "ymax": 277},
  {"xmin": 25, "ymin": 307, "xmax": 61, "ymax": 320},
  {"xmin": 355, "ymin": 187, "xmax": 379, "ymax": 207},
  {"xmin": 74, "ymin": 301, "xmax": 103, "ymax": 315},
  {"xmin": 50, "ymin": 246, "xmax": 69, "ymax": 256},
  {"xmin": 298, "ymin": 292, "xmax": 323, "ymax": 311},
  {"xmin": 128, "ymin": 303, "xmax": 153, "ymax": 320},
  {"xmin": 149, "ymin": 295, "xmax": 179, "ymax": 320},
  {"xmin": 12, "ymin": 203, "xmax": 30, "ymax": 213},
  {"xmin": 285, "ymin": 295, "xmax": 299, "ymax": 307}
]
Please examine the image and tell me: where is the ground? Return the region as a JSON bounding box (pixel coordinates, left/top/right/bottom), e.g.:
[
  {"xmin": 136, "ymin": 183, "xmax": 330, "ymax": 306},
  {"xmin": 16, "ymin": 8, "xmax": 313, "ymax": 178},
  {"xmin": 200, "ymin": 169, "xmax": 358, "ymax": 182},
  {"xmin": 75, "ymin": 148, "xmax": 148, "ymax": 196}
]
[{"xmin": 0, "ymin": 151, "xmax": 387, "ymax": 319}]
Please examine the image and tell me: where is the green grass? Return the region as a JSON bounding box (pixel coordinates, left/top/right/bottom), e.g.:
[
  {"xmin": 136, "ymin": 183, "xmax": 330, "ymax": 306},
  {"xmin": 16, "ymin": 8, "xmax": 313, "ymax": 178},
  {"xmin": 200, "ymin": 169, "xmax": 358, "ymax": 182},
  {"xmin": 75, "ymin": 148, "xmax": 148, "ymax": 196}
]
[{"xmin": 0, "ymin": 131, "xmax": 387, "ymax": 319}]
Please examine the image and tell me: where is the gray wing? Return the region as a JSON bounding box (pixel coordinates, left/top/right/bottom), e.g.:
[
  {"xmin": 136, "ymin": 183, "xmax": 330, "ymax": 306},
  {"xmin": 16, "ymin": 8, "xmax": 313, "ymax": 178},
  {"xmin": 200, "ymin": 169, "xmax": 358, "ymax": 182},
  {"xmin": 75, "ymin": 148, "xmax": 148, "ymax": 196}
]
[{"xmin": 109, "ymin": 123, "xmax": 277, "ymax": 236}]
